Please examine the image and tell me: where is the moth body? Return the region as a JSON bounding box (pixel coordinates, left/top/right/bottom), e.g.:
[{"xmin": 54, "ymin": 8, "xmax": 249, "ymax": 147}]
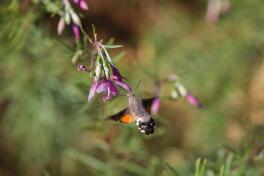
[
  {"xmin": 128, "ymin": 95, "xmax": 156, "ymax": 135},
  {"xmin": 109, "ymin": 95, "xmax": 157, "ymax": 135}
]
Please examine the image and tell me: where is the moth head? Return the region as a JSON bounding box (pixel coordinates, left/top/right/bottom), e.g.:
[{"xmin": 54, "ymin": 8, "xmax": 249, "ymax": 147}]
[{"xmin": 136, "ymin": 118, "xmax": 156, "ymax": 135}]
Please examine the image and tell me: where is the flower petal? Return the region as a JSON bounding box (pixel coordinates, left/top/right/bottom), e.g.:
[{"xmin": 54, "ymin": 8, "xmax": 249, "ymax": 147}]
[
  {"xmin": 88, "ymin": 81, "xmax": 98, "ymax": 102},
  {"xmin": 97, "ymin": 80, "xmax": 118, "ymax": 101},
  {"xmin": 96, "ymin": 80, "xmax": 108, "ymax": 93},
  {"xmin": 112, "ymin": 79, "xmax": 132, "ymax": 93},
  {"xmin": 108, "ymin": 81, "xmax": 119, "ymax": 96},
  {"xmin": 111, "ymin": 65, "xmax": 123, "ymax": 81}
]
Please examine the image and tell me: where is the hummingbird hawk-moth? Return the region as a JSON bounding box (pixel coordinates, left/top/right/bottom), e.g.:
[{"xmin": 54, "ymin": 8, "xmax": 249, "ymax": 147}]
[{"xmin": 108, "ymin": 94, "xmax": 157, "ymax": 135}]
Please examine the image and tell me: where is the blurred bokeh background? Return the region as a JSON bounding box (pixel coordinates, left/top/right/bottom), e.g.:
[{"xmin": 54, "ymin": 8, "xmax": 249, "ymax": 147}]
[{"xmin": 1, "ymin": 0, "xmax": 264, "ymax": 175}]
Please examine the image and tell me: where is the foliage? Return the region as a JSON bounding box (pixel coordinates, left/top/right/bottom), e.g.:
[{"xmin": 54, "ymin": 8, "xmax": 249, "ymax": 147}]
[{"xmin": 0, "ymin": 0, "xmax": 264, "ymax": 176}]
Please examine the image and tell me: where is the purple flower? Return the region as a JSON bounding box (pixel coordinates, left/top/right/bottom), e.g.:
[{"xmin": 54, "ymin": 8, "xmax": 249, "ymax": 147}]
[
  {"xmin": 96, "ymin": 79, "xmax": 119, "ymax": 101},
  {"xmin": 88, "ymin": 76, "xmax": 131, "ymax": 102},
  {"xmin": 88, "ymin": 78, "xmax": 118, "ymax": 102},
  {"xmin": 151, "ymin": 97, "xmax": 160, "ymax": 114},
  {"xmin": 86, "ymin": 39, "xmax": 131, "ymax": 102},
  {"xmin": 186, "ymin": 93, "xmax": 202, "ymax": 108}
]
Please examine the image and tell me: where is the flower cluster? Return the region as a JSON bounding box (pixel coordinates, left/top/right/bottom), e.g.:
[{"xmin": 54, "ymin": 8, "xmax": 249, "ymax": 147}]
[
  {"xmin": 53, "ymin": 1, "xmax": 201, "ymax": 107},
  {"xmin": 88, "ymin": 65, "xmax": 132, "ymax": 101},
  {"xmin": 54, "ymin": 0, "xmax": 132, "ymax": 103},
  {"xmin": 147, "ymin": 77, "xmax": 202, "ymax": 115},
  {"xmin": 77, "ymin": 34, "xmax": 132, "ymax": 102},
  {"xmin": 57, "ymin": 0, "xmax": 88, "ymax": 41}
]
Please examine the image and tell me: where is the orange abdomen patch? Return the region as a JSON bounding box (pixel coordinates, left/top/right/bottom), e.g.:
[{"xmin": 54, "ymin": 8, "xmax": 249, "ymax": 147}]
[{"xmin": 119, "ymin": 114, "xmax": 134, "ymax": 123}]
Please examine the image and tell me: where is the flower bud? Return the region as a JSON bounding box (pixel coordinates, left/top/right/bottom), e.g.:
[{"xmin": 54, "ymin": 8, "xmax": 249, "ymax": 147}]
[
  {"xmin": 174, "ymin": 82, "xmax": 187, "ymax": 97},
  {"xmin": 64, "ymin": 12, "xmax": 71, "ymax": 25},
  {"xmin": 77, "ymin": 64, "xmax": 86, "ymax": 72},
  {"xmin": 102, "ymin": 62, "xmax": 110, "ymax": 79},
  {"xmin": 171, "ymin": 90, "xmax": 180, "ymax": 99},
  {"xmin": 79, "ymin": 0, "xmax": 89, "ymax": 10},
  {"xmin": 72, "ymin": 25, "xmax": 80, "ymax": 41},
  {"xmin": 57, "ymin": 18, "xmax": 65, "ymax": 35},
  {"xmin": 70, "ymin": 11, "xmax": 81, "ymax": 25},
  {"xmin": 186, "ymin": 93, "xmax": 202, "ymax": 107}
]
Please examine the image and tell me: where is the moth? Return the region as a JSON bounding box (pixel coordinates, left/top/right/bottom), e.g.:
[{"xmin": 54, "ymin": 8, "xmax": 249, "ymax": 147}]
[{"xmin": 109, "ymin": 94, "xmax": 157, "ymax": 135}]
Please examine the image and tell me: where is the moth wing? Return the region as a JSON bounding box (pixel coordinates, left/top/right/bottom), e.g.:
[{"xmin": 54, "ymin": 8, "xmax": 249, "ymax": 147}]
[
  {"xmin": 142, "ymin": 97, "xmax": 156, "ymax": 114},
  {"xmin": 108, "ymin": 108, "xmax": 134, "ymax": 124}
]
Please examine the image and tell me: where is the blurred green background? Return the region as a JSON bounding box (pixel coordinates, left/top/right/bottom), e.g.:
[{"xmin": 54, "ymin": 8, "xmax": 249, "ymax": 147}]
[{"xmin": 1, "ymin": 0, "xmax": 264, "ymax": 175}]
